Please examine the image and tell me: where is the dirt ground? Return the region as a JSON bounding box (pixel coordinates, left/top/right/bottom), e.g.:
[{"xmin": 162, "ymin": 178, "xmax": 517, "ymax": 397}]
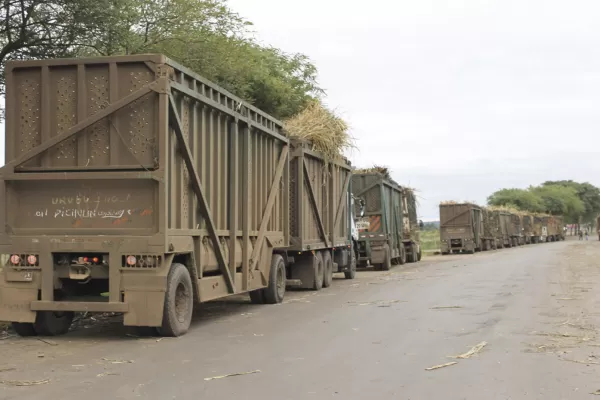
[{"xmin": 1, "ymin": 238, "xmax": 600, "ymax": 399}]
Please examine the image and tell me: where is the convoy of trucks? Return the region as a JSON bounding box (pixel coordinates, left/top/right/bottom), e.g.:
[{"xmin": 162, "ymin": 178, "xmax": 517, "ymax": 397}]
[
  {"xmin": 0, "ymin": 53, "xmax": 581, "ymax": 338},
  {"xmin": 440, "ymin": 203, "xmax": 565, "ymax": 255},
  {"xmin": 0, "ymin": 54, "xmax": 422, "ymax": 337},
  {"xmin": 352, "ymin": 172, "xmax": 422, "ymax": 270}
]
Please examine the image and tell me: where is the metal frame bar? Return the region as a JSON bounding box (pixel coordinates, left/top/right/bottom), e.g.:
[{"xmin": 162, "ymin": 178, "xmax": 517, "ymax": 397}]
[
  {"xmin": 303, "ymin": 159, "xmax": 330, "ymax": 248},
  {"xmin": 7, "ymin": 78, "xmax": 165, "ymax": 170},
  {"xmin": 168, "ymin": 94, "xmax": 234, "ymax": 293},
  {"xmin": 333, "ymin": 172, "xmax": 351, "ymax": 232},
  {"xmin": 249, "ymin": 145, "xmax": 289, "ymax": 271}
]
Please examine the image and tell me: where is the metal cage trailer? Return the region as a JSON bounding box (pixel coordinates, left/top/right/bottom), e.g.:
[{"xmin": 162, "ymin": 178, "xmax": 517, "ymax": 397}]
[
  {"xmin": 439, "ymin": 203, "xmax": 483, "ymax": 254},
  {"xmin": 352, "ymin": 173, "xmax": 420, "ymax": 270},
  {"xmin": 0, "ymin": 54, "xmax": 355, "ymax": 337}
]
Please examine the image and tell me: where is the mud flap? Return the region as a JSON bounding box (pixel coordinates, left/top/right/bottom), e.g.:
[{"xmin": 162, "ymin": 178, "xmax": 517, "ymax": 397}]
[
  {"xmin": 123, "ymin": 291, "xmax": 166, "ymax": 327},
  {"xmin": 122, "ymin": 273, "xmax": 168, "ymax": 327},
  {"xmin": 0, "ymin": 286, "xmax": 38, "ymax": 323}
]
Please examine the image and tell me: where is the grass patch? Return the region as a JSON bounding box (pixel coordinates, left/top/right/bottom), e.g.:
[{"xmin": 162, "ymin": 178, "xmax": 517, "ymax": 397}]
[{"xmin": 421, "ymin": 229, "xmax": 440, "ymax": 252}]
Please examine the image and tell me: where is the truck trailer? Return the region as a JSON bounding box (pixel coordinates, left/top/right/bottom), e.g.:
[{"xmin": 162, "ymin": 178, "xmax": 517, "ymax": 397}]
[
  {"xmin": 509, "ymin": 213, "xmax": 525, "ymax": 246},
  {"xmin": 352, "ymin": 172, "xmax": 421, "ymax": 269},
  {"xmin": 439, "ymin": 203, "xmax": 484, "ymax": 254},
  {"xmin": 0, "ymin": 54, "xmax": 355, "ymax": 337}
]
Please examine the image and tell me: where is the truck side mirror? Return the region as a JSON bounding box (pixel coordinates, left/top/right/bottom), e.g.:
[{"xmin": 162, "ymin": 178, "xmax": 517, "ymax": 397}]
[
  {"xmin": 419, "ymin": 220, "xmax": 424, "ymax": 229},
  {"xmin": 359, "ymin": 199, "xmax": 365, "ymax": 217}
]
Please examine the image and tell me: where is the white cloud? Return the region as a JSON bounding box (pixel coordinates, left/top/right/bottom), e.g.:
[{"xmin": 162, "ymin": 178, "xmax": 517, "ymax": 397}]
[{"xmin": 228, "ymin": 0, "xmax": 600, "ymax": 219}]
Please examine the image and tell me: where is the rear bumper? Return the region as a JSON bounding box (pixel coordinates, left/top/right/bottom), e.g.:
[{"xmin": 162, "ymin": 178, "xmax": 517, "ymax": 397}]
[
  {"xmin": 31, "ymin": 301, "xmax": 128, "ymax": 313},
  {"xmin": 0, "ymin": 236, "xmax": 170, "ymax": 326}
]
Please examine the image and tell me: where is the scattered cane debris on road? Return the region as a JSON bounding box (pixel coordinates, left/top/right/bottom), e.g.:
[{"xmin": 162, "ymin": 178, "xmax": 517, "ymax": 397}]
[
  {"xmin": 449, "ymin": 341, "xmax": 488, "ymax": 359},
  {"xmin": 204, "ymin": 370, "xmax": 262, "ymax": 381},
  {"xmin": 0, "ymin": 379, "xmax": 51, "ymax": 387},
  {"xmin": 425, "ymin": 362, "xmax": 458, "ymax": 371}
]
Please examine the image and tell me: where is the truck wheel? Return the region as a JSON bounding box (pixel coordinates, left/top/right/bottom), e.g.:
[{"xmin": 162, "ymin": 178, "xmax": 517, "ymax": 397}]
[
  {"xmin": 397, "ymin": 245, "xmax": 406, "ymax": 265},
  {"xmin": 34, "ymin": 311, "xmax": 74, "ymax": 336},
  {"xmin": 417, "ymin": 248, "xmax": 422, "ymax": 261},
  {"xmin": 322, "ymin": 251, "xmax": 333, "ymax": 288},
  {"xmin": 312, "ymin": 252, "xmax": 324, "ymax": 290},
  {"xmin": 11, "ymin": 322, "xmax": 37, "ymax": 337},
  {"xmin": 249, "ymin": 289, "xmax": 264, "ymax": 304},
  {"xmin": 381, "ymin": 244, "xmax": 392, "ymax": 270},
  {"xmin": 344, "ymin": 250, "xmax": 357, "ymax": 279},
  {"xmin": 158, "ymin": 263, "xmax": 193, "ymax": 337},
  {"xmin": 263, "ymin": 255, "xmax": 286, "ymax": 304}
]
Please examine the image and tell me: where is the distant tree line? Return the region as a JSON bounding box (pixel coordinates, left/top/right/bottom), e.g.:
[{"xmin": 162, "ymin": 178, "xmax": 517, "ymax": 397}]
[
  {"xmin": 0, "ymin": 0, "xmax": 324, "ymax": 121},
  {"xmin": 487, "ymin": 180, "xmax": 600, "ymax": 225}
]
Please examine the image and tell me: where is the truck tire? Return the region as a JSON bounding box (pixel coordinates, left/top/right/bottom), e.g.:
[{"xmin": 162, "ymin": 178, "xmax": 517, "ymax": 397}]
[
  {"xmin": 344, "ymin": 250, "xmax": 357, "ymax": 279},
  {"xmin": 381, "ymin": 244, "xmax": 392, "ymax": 270},
  {"xmin": 249, "ymin": 289, "xmax": 264, "ymax": 304},
  {"xmin": 397, "ymin": 245, "xmax": 406, "ymax": 265},
  {"xmin": 34, "ymin": 311, "xmax": 74, "ymax": 336},
  {"xmin": 322, "ymin": 251, "xmax": 333, "ymax": 288},
  {"xmin": 158, "ymin": 263, "xmax": 194, "ymax": 337},
  {"xmin": 263, "ymin": 255, "xmax": 286, "ymax": 304},
  {"xmin": 408, "ymin": 244, "xmax": 418, "ymax": 263},
  {"xmin": 11, "ymin": 322, "xmax": 37, "ymax": 337},
  {"xmin": 417, "ymin": 248, "xmax": 422, "ymax": 261},
  {"xmin": 312, "ymin": 252, "xmax": 324, "ymax": 291}
]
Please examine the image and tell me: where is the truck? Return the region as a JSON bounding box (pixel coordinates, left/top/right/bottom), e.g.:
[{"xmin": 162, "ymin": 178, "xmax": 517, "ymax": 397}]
[
  {"xmin": 542, "ymin": 216, "xmax": 564, "ymax": 242},
  {"xmin": 509, "ymin": 213, "xmax": 525, "ymax": 246},
  {"xmin": 402, "ymin": 188, "xmax": 423, "ymax": 259},
  {"xmin": 522, "ymin": 214, "xmax": 535, "ymax": 244},
  {"xmin": 481, "ymin": 208, "xmax": 500, "ymax": 250},
  {"xmin": 439, "ymin": 203, "xmax": 484, "ymax": 254},
  {"xmin": 544, "ymin": 216, "xmax": 564, "ymax": 242},
  {"xmin": 532, "ymin": 215, "xmax": 544, "ymax": 243},
  {"xmin": 497, "ymin": 211, "xmax": 513, "ymax": 248},
  {"xmin": 0, "ymin": 54, "xmax": 356, "ymax": 337},
  {"xmin": 352, "ymin": 172, "xmax": 421, "ymax": 269}
]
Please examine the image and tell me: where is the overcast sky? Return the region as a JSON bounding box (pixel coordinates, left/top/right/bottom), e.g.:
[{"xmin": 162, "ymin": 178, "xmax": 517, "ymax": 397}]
[
  {"xmin": 1, "ymin": 1, "xmax": 599, "ymax": 220},
  {"xmin": 227, "ymin": 0, "xmax": 600, "ymax": 220}
]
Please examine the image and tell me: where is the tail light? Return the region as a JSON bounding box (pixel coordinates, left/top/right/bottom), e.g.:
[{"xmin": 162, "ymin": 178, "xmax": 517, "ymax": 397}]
[
  {"xmin": 10, "ymin": 255, "xmax": 20, "ymax": 265},
  {"xmin": 27, "ymin": 255, "xmax": 37, "ymax": 265},
  {"xmin": 126, "ymin": 255, "xmax": 137, "ymax": 266}
]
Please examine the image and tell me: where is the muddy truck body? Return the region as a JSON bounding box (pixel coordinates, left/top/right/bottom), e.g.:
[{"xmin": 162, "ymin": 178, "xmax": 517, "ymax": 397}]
[
  {"xmin": 509, "ymin": 213, "xmax": 525, "ymax": 246},
  {"xmin": 481, "ymin": 209, "xmax": 500, "ymax": 250},
  {"xmin": 521, "ymin": 214, "xmax": 535, "ymax": 244},
  {"xmin": 352, "ymin": 173, "xmax": 420, "ymax": 270},
  {"xmin": 439, "ymin": 203, "xmax": 483, "ymax": 254},
  {"xmin": 532, "ymin": 215, "xmax": 544, "ymax": 243},
  {"xmin": 496, "ymin": 211, "xmax": 513, "ymax": 248},
  {"xmin": 542, "ymin": 216, "xmax": 563, "ymax": 242},
  {"xmin": 402, "ymin": 188, "xmax": 422, "ymax": 259},
  {"xmin": 0, "ymin": 54, "xmax": 355, "ymax": 337}
]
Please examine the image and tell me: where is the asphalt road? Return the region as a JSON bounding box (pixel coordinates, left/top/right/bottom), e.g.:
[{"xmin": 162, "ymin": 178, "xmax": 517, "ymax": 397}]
[{"xmin": 1, "ymin": 238, "xmax": 600, "ymax": 400}]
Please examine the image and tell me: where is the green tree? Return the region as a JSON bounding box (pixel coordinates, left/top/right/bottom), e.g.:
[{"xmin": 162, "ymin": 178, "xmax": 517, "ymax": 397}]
[
  {"xmin": 0, "ymin": 0, "xmax": 324, "ymax": 120},
  {"xmin": 487, "ymin": 188, "xmax": 543, "ymax": 212},
  {"xmin": 531, "ymin": 185, "xmax": 584, "ymax": 222},
  {"xmin": 542, "ymin": 180, "xmax": 600, "ymax": 224},
  {"xmin": 0, "ymin": 0, "xmax": 96, "ymax": 101}
]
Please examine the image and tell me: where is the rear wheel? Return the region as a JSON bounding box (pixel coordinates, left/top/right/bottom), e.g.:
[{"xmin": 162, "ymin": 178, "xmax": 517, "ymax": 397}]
[
  {"xmin": 380, "ymin": 244, "xmax": 392, "ymax": 270},
  {"xmin": 417, "ymin": 248, "xmax": 422, "ymax": 261},
  {"xmin": 408, "ymin": 244, "xmax": 418, "ymax": 262},
  {"xmin": 312, "ymin": 252, "xmax": 324, "ymax": 291},
  {"xmin": 322, "ymin": 251, "xmax": 333, "ymax": 288},
  {"xmin": 158, "ymin": 263, "xmax": 193, "ymax": 337},
  {"xmin": 344, "ymin": 250, "xmax": 357, "ymax": 279},
  {"xmin": 34, "ymin": 311, "xmax": 74, "ymax": 336},
  {"xmin": 397, "ymin": 245, "xmax": 406, "ymax": 265},
  {"xmin": 263, "ymin": 255, "xmax": 286, "ymax": 304},
  {"xmin": 11, "ymin": 322, "xmax": 37, "ymax": 337}
]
